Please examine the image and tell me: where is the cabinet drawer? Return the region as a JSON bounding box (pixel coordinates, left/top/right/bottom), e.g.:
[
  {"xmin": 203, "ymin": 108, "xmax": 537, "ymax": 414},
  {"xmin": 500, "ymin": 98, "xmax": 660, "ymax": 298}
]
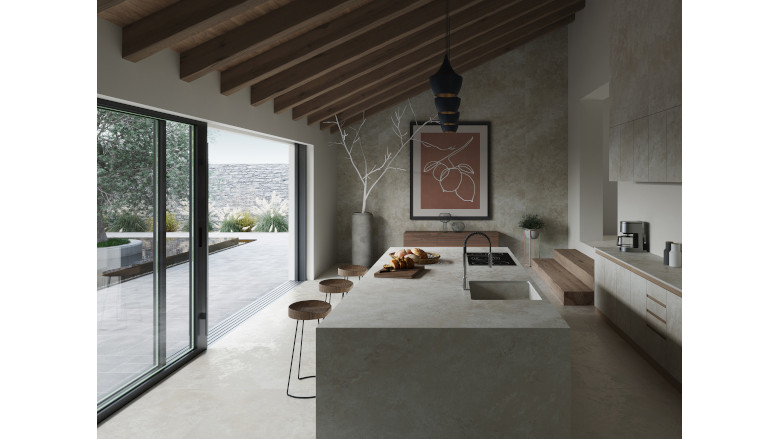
[
  {"xmin": 646, "ymin": 295, "xmax": 667, "ymax": 321},
  {"xmin": 646, "ymin": 282, "xmax": 667, "ymax": 306},
  {"xmin": 645, "ymin": 310, "xmax": 666, "ymax": 338}
]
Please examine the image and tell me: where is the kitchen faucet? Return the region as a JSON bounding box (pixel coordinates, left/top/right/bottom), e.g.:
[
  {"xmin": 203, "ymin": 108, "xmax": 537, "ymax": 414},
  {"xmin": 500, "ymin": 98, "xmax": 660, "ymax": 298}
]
[{"xmin": 463, "ymin": 231, "xmax": 492, "ymax": 290}]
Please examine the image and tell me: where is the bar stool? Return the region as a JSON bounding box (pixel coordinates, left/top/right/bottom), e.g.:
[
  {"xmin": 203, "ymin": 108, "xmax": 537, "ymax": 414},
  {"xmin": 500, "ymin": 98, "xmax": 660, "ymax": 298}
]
[
  {"xmin": 287, "ymin": 300, "xmax": 331, "ymax": 399},
  {"xmin": 338, "ymin": 264, "xmax": 368, "ymax": 281},
  {"xmin": 318, "ymin": 278, "xmax": 353, "ymax": 304}
]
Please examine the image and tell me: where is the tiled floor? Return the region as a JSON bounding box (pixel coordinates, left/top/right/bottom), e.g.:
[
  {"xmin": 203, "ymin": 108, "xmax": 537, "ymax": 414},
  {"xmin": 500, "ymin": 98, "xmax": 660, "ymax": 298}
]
[
  {"xmin": 97, "ymin": 265, "xmax": 681, "ymax": 438},
  {"xmin": 97, "ymin": 232, "xmax": 289, "ymax": 403}
]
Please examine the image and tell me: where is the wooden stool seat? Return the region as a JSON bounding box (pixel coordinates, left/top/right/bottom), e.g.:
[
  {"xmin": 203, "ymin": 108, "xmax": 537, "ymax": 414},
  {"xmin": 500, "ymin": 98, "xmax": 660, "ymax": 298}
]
[
  {"xmin": 287, "ymin": 300, "xmax": 329, "ymax": 399},
  {"xmin": 288, "ymin": 300, "xmax": 331, "ymax": 321},
  {"xmin": 318, "ymin": 279, "xmax": 353, "ymax": 294},
  {"xmin": 338, "ymin": 264, "xmax": 368, "ymax": 278}
]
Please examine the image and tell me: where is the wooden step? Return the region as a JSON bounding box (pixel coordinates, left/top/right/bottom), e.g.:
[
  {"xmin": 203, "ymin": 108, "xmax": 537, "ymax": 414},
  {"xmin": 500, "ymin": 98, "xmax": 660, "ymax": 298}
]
[
  {"xmin": 531, "ymin": 258, "xmax": 594, "ymax": 306},
  {"xmin": 553, "ymin": 249, "xmax": 594, "ymax": 289}
]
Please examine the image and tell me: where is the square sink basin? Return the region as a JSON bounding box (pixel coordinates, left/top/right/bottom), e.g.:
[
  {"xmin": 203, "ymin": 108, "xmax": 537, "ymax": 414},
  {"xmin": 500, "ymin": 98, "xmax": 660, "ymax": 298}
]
[{"xmin": 468, "ymin": 281, "xmax": 542, "ymax": 300}]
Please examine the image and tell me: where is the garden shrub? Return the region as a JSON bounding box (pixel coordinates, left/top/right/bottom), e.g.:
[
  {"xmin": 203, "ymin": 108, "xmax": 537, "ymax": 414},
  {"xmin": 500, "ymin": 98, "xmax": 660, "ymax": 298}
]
[
  {"xmin": 219, "ymin": 210, "xmax": 258, "ymax": 232},
  {"xmin": 166, "ymin": 211, "xmax": 180, "ymax": 232},
  {"xmin": 97, "ymin": 238, "xmax": 131, "ymax": 248},
  {"xmin": 108, "ymin": 212, "xmax": 149, "ymax": 232},
  {"xmin": 143, "ymin": 212, "xmax": 180, "ymax": 232},
  {"xmin": 257, "ymin": 210, "xmax": 288, "ymax": 232}
]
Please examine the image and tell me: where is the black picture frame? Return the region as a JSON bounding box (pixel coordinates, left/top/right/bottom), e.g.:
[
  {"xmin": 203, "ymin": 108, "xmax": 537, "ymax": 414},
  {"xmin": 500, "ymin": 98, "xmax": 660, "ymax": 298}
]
[{"xmin": 409, "ymin": 121, "xmax": 491, "ymax": 220}]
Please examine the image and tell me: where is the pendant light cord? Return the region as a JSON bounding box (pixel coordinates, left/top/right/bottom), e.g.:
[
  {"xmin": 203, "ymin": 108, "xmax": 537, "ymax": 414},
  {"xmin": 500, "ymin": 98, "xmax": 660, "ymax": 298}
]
[{"xmin": 445, "ymin": 0, "xmax": 450, "ymax": 58}]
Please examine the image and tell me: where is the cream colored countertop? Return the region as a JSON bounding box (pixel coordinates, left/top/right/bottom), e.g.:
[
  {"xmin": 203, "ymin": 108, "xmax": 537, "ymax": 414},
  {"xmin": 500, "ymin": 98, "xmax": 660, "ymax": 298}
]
[
  {"xmin": 319, "ymin": 247, "xmax": 569, "ymax": 329},
  {"xmin": 594, "ymin": 246, "xmax": 682, "ymax": 294}
]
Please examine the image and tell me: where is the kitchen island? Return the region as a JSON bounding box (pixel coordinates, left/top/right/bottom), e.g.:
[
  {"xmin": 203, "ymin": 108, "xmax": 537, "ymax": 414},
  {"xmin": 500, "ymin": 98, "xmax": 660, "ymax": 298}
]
[{"xmin": 317, "ymin": 247, "xmax": 571, "ymax": 438}]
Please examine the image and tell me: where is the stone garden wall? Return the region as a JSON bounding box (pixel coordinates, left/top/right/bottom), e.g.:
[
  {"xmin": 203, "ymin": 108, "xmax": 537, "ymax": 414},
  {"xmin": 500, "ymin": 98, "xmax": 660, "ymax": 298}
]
[{"xmin": 208, "ymin": 164, "xmax": 289, "ymax": 214}]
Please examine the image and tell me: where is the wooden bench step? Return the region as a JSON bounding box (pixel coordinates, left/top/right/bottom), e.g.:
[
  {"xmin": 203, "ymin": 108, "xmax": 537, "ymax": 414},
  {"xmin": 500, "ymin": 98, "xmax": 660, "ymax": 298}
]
[
  {"xmin": 553, "ymin": 249, "xmax": 594, "ymax": 289},
  {"xmin": 531, "ymin": 258, "xmax": 594, "ymax": 306}
]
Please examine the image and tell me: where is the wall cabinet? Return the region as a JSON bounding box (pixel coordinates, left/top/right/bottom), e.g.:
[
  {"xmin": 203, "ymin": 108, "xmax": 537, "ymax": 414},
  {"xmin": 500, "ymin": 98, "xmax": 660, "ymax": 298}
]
[
  {"xmin": 594, "ymin": 253, "xmax": 682, "ymax": 384},
  {"xmin": 608, "ymin": 106, "xmax": 682, "ymax": 183}
]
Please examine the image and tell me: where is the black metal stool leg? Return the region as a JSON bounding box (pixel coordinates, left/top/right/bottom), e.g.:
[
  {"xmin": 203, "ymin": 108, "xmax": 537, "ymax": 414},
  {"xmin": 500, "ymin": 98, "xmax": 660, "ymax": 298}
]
[
  {"xmin": 286, "ymin": 320, "xmax": 315, "ymax": 399},
  {"xmin": 297, "ymin": 320, "xmax": 314, "ymax": 380}
]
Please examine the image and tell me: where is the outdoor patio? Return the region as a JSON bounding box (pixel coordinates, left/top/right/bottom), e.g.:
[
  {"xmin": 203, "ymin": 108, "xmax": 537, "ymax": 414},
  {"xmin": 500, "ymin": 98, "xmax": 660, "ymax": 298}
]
[{"xmin": 97, "ymin": 232, "xmax": 290, "ymax": 403}]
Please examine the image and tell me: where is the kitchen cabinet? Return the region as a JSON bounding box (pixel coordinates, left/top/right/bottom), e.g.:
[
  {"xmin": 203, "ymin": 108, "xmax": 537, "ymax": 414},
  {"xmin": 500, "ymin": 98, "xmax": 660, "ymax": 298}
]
[
  {"xmin": 594, "ymin": 252, "xmax": 681, "ymax": 386},
  {"xmin": 608, "ymin": 105, "xmax": 682, "ymax": 183},
  {"xmin": 666, "ymin": 291, "xmax": 682, "ymax": 381},
  {"xmin": 614, "ymin": 264, "xmax": 632, "ymax": 334},
  {"xmin": 594, "ymin": 253, "xmax": 616, "ymax": 321},
  {"xmin": 628, "ymin": 271, "xmax": 647, "ymax": 341}
]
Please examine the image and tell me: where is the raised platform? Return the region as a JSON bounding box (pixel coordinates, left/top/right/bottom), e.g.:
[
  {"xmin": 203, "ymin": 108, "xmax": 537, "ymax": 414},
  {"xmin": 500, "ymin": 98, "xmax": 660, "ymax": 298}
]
[
  {"xmin": 553, "ymin": 249, "xmax": 594, "ymax": 289},
  {"xmin": 532, "ymin": 249, "xmax": 594, "ymax": 306}
]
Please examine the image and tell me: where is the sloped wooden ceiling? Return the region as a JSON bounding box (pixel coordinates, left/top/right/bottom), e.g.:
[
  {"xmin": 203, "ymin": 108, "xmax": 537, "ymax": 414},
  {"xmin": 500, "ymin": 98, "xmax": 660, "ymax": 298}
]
[{"xmin": 98, "ymin": 0, "xmax": 584, "ymax": 131}]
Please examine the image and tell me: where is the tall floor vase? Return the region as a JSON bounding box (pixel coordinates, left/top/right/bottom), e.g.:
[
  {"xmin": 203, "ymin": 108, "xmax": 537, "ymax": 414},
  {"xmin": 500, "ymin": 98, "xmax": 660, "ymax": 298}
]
[{"xmin": 352, "ymin": 212, "xmax": 373, "ymax": 268}]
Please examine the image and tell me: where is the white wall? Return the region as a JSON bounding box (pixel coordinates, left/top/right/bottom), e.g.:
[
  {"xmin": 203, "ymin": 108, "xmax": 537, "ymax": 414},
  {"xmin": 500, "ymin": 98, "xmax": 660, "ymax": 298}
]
[
  {"xmin": 97, "ymin": 18, "xmax": 337, "ymax": 279},
  {"xmin": 568, "ymin": 0, "xmax": 680, "ymax": 257},
  {"xmin": 567, "ymin": 0, "xmax": 613, "ymax": 255}
]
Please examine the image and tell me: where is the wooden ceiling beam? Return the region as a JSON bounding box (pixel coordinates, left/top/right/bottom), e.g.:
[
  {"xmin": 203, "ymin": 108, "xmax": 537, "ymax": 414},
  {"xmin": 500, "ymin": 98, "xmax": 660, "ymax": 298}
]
[
  {"xmin": 288, "ymin": 0, "xmax": 534, "ymax": 119},
  {"xmin": 299, "ymin": 0, "xmax": 584, "ymax": 124},
  {"xmin": 122, "ymin": 0, "xmax": 266, "ymax": 62},
  {"xmin": 220, "ymin": 0, "xmax": 431, "ymax": 96},
  {"xmin": 325, "ymin": 19, "xmax": 567, "ymax": 130},
  {"xmin": 179, "ymin": 0, "xmax": 367, "ymax": 82},
  {"xmin": 326, "ymin": 16, "xmax": 575, "ymax": 132},
  {"xmin": 249, "ymin": 0, "xmax": 491, "ymax": 107},
  {"xmin": 98, "ymin": 0, "xmax": 130, "ymax": 13}
]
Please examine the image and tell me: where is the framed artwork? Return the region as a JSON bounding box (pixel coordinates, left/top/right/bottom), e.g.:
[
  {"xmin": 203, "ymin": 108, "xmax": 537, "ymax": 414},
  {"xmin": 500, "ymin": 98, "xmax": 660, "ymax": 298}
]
[{"xmin": 409, "ymin": 122, "xmax": 490, "ymax": 220}]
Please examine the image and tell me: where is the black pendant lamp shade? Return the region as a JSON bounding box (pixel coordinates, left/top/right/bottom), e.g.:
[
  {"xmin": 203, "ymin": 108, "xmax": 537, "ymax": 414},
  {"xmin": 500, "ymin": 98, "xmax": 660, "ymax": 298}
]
[
  {"xmin": 429, "ymin": 0, "xmax": 462, "ymax": 133},
  {"xmin": 430, "ymin": 56, "xmax": 463, "ymax": 133}
]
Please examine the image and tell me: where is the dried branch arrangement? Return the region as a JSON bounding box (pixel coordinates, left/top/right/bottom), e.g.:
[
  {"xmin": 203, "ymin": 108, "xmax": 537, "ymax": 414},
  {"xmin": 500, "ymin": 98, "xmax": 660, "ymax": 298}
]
[{"xmin": 329, "ymin": 101, "xmax": 436, "ymax": 213}]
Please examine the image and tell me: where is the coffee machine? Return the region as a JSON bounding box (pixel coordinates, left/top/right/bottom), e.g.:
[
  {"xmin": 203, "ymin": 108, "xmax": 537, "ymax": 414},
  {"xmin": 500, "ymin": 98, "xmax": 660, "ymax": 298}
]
[{"xmin": 617, "ymin": 221, "xmax": 649, "ymax": 252}]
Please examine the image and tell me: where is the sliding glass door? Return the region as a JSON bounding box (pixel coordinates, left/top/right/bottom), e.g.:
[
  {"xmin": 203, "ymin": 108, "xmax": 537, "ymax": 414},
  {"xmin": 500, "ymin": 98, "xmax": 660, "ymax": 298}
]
[{"xmin": 97, "ymin": 100, "xmax": 207, "ymax": 422}]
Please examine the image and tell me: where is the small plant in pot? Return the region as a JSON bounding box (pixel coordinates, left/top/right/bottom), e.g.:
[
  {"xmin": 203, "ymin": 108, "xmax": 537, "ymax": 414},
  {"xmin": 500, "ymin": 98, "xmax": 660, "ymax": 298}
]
[{"xmin": 519, "ymin": 214, "xmax": 545, "ymax": 239}]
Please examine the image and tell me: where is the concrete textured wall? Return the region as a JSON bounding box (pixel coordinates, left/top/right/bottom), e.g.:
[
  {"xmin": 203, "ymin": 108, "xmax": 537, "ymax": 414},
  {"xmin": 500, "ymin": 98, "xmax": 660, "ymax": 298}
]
[{"xmin": 334, "ymin": 29, "xmax": 569, "ymax": 265}]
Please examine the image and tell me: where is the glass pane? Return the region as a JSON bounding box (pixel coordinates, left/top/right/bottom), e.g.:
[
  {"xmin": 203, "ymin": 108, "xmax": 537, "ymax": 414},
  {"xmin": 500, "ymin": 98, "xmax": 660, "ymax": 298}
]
[
  {"xmin": 165, "ymin": 121, "xmax": 193, "ymax": 359},
  {"xmin": 97, "ymin": 108, "xmax": 157, "ymax": 406},
  {"xmin": 207, "ymin": 128, "xmax": 291, "ymax": 331}
]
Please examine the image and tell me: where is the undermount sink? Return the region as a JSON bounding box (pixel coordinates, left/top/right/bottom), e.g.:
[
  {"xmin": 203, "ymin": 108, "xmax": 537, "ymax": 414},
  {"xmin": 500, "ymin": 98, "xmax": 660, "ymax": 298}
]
[{"xmin": 468, "ymin": 281, "xmax": 542, "ymax": 301}]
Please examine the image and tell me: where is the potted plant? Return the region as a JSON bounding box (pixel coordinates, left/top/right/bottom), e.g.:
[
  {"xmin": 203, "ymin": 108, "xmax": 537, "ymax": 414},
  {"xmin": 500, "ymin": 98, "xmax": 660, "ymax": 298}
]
[{"xmin": 519, "ymin": 213, "xmax": 545, "ymax": 239}]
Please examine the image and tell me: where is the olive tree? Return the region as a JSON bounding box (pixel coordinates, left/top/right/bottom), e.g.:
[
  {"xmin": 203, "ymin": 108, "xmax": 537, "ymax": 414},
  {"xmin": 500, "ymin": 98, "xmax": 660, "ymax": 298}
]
[{"xmin": 97, "ymin": 108, "xmax": 190, "ymax": 241}]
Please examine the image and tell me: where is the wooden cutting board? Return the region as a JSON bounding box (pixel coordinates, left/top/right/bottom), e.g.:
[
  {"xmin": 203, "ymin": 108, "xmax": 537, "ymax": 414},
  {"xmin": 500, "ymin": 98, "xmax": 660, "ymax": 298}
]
[{"xmin": 373, "ymin": 266, "xmax": 426, "ymax": 278}]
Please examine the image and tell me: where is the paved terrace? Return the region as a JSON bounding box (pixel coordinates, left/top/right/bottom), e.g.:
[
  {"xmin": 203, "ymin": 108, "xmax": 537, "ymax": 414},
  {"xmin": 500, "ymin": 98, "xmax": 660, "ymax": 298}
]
[{"xmin": 97, "ymin": 232, "xmax": 289, "ymax": 403}]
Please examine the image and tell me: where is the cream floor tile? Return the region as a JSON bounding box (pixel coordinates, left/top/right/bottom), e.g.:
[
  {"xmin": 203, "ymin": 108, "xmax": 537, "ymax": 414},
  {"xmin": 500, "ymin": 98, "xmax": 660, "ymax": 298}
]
[{"xmin": 99, "ymin": 265, "xmax": 681, "ymax": 438}]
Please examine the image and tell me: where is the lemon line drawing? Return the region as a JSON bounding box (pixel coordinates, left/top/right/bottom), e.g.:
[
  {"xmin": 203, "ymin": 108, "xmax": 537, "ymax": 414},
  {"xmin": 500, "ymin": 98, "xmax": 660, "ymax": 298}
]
[{"xmin": 422, "ymin": 136, "xmax": 476, "ymax": 203}]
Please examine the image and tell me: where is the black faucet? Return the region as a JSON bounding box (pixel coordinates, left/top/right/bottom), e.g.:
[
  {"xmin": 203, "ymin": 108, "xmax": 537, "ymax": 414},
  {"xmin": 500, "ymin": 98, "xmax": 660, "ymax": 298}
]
[{"xmin": 463, "ymin": 231, "xmax": 492, "ymax": 290}]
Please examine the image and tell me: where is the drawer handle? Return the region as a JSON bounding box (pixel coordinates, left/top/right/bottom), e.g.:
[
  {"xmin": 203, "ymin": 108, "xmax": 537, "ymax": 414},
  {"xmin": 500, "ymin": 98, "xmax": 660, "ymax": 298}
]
[
  {"xmin": 646, "ymin": 294, "xmax": 667, "ymax": 308},
  {"xmin": 646, "ymin": 323, "xmax": 667, "ymax": 340},
  {"xmin": 646, "ymin": 309, "xmax": 667, "ymax": 324}
]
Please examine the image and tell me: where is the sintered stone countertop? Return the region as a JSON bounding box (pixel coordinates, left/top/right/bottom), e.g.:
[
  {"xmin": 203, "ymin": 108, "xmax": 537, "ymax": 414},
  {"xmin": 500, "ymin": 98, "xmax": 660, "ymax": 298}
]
[
  {"xmin": 595, "ymin": 246, "xmax": 682, "ymax": 293},
  {"xmin": 319, "ymin": 247, "xmax": 569, "ymax": 330}
]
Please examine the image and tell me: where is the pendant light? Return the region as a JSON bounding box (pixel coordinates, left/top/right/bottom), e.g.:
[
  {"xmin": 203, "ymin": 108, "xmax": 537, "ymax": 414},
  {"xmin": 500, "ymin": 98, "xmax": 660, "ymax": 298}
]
[{"xmin": 429, "ymin": 0, "xmax": 462, "ymax": 133}]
